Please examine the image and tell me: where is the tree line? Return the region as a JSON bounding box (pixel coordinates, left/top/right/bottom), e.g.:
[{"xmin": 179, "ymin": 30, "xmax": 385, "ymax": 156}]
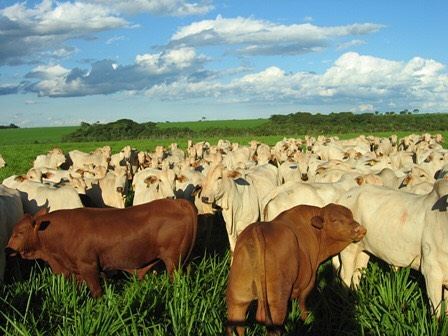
[
  {"xmin": 62, "ymin": 112, "xmax": 448, "ymax": 142},
  {"xmin": 0, "ymin": 123, "xmax": 19, "ymax": 129}
]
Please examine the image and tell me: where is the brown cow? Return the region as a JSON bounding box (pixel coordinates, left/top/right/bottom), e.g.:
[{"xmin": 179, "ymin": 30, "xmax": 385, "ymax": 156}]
[
  {"xmin": 226, "ymin": 203, "xmax": 366, "ymax": 335},
  {"xmin": 6, "ymin": 199, "xmax": 198, "ymax": 298}
]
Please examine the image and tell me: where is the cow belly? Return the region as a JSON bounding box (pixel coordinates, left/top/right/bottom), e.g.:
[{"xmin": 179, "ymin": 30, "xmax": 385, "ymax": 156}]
[
  {"xmin": 100, "ymin": 247, "xmax": 159, "ymax": 270},
  {"xmin": 96, "ymin": 222, "xmax": 188, "ymax": 270}
]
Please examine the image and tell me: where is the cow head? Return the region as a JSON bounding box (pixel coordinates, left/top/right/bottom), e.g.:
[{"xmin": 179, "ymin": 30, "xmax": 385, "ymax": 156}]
[
  {"xmin": 401, "ymin": 166, "xmax": 433, "ymax": 187},
  {"xmin": 6, "ymin": 207, "xmax": 49, "ymax": 259},
  {"xmin": 200, "ymin": 164, "xmax": 237, "ymax": 209},
  {"xmin": 312, "ymin": 204, "xmax": 366, "ymax": 247},
  {"xmin": 144, "ymin": 174, "xmax": 175, "ymax": 199}
]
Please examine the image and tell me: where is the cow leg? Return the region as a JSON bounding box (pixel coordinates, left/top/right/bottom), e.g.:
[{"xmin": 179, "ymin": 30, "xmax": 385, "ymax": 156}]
[
  {"xmin": 296, "ymin": 273, "xmax": 317, "ymax": 321},
  {"xmin": 229, "ymin": 236, "xmax": 237, "ymax": 255},
  {"xmin": 136, "ymin": 260, "xmax": 161, "ymax": 280},
  {"xmin": 48, "ymin": 260, "xmax": 71, "ymax": 278},
  {"xmin": 161, "ymin": 256, "xmax": 178, "ymax": 281},
  {"xmin": 422, "ymin": 263, "xmax": 443, "ymax": 316},
  {"xmin": 331, "ymin": 255, "xmax": 341, "ymax": 273},
  {"xmin": 351, "ymin": 251, "xmax": 370, "ymax": 288},
  {"xmin": 78, "ymin": 263, "xmax": 103, "ymax": 298},
  {"xmin": 226, "ymin": 301, "xmax": 251, "ymax": 336},
  {"xmin": 265, "ymin": 298, "xmax": 288, "ymax": 335},
  {"xmin": 339, "ymin": 243, "xmax": 363, "ymax": 288},
  {"xmin": 422, "ymin": 240, "xmax": 445, "ymax": 317}
]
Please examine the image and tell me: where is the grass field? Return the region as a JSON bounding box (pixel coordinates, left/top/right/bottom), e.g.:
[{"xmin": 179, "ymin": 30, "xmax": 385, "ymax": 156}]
[
  {"xmin": 1, "ymin": 125, "xmax": 448, "ymax": 335},
  {"xmin": 157, "ymin": 119, "xmax": 268, "ymax": 130},
  {"xmin": 0, "ymin": 127, "xmax": 79, "ymax": 146}
]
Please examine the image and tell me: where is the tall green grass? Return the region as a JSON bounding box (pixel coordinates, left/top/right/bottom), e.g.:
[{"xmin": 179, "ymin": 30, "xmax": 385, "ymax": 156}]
[{"xmin": 2, "ymin": 256, "xmax": 447, "ymax": 335}]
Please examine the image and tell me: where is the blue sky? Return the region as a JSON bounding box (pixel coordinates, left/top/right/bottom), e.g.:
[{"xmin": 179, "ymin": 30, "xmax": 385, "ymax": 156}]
[{"xmin": 0, "ymin": 0, "xmax": 447, "ymax": 127}]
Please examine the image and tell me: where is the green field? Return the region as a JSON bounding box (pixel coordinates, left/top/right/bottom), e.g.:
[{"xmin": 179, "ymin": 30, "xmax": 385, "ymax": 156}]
[
  {"xmin": 1, "ymin": 125, "xmax": 448, "ymax": 335},
  {"xmin": 157, "ymin": 118, "xmax": 268, "ymax": 131},
  {"xmin": 0, "ymin": 126, "xmax": 79, "ymax": 146}
]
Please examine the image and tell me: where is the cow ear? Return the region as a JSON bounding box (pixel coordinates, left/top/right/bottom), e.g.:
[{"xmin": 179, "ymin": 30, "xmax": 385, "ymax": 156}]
[
  {"xmin": 144, "ymin": 176, "xmax": 158, "ymax": 185},
  {"xmin": 176, "ymin": 175, "xmax": 187, "ymax": 183},
  {"xmin": 227, "ymin": 170, "xmax": 241, "ymax": 179},
  {"xmin": 311, "ymin": 216, "xmax": 324, "ymax": 230},
  {"xmin": 355, "ymin": 176, "xmax": 364, "ymax": 185},
  {"xmin": 43, "ymin": 172, "xmax": 54, "ymax": 179},
  {"xmin": 15, "ymin": 175, "xmax": 27, "ymax": 182},
  {"xmin": 34, "ymin": 207, "xmax": 49, "ymax": 218},
  {"xmin": 33, "ymin": 220, "xmax": 50, "ymax": 232}
]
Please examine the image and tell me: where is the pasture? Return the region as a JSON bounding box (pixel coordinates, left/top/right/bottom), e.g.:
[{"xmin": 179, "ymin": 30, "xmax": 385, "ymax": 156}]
[{"xmin": 1, "ymin": 126, "xmax": 448, "ymax": 335}]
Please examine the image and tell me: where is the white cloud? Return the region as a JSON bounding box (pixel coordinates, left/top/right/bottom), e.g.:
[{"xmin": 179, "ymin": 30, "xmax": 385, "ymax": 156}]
[
  {"xmin": 337, "ymin": 39, "xmax": 366, "ymax": 50},
  {"xmin": 170, "ymin": 15, "xmax": 384, "ymax": 55},
  {"xmin": 82, "ymin": 0, "xmax": 213, "ymax": 16},
  {"xmin": 22, "ymin": 46, "xmax": 209, "ymax": 97},
  {"xmin": 0, "ymin": 0, "xmax": 129, "ymax": 65},
  {"xmin": 143, "ymin": 52, "xmax": 448, "ymax": 111},
  {"xmin": 136, "ymin": 46, "xmax": 206, "ymax": 74},
  {"xmin": 106, "ymin": 35, "xmax": 126, "ymax": 45},
  {"xmin": 356, "ymin": 104, "xmax": 375, "ymax": 113}
]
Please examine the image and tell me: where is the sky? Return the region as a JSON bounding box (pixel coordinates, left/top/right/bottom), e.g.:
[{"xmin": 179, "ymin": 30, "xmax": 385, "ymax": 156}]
[{"xmin": 0, "ymin": 0, "xmax": 447, "ymax": 127}]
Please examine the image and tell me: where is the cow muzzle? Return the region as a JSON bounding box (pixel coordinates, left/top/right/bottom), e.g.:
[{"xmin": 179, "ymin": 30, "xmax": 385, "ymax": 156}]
[
  {"xmin": 352, "ymin": 225, "xmax": 367, "ymax": 242},
  {"xmin": 201, "ymin": 196, "xmax": 210, "ymax": 204},
  {"xmin": 5, "ymin": 247, "xmax": 18, "ymax": 257},
  {"xmin": 301, "ymin": 173, "xmax": 308, "ymax": 181}
]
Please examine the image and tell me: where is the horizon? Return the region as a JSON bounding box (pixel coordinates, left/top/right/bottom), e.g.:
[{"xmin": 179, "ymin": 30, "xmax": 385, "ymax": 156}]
[
  {"xmin": 1, "ymin": 0, "xmax": 447, "ymax": 127},
  {"xmin": 3, "ymin": 110, "xmax": 447, "ymax": 129}
]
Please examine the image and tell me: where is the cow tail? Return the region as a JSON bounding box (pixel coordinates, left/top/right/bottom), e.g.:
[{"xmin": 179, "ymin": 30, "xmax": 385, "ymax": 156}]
[{"xmin": 253, "ymin": 223, "xmax": 273, "ymax": 326}]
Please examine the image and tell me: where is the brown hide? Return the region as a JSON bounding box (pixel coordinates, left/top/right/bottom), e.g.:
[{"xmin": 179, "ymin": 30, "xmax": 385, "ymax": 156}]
[
  {"xmin": 7, "ymin": 199, "xmax": 198, "ymax": 298},
  {"xmin": 226, "ymin": 203, "xmax": 366, "ymax": 336}
]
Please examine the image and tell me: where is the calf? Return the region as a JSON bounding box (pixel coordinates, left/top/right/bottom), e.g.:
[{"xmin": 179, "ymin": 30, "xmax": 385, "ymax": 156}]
[
  {"xmin": 226, "ymin": 204, "xmax": 366, "ymax": 335},
  {"xmin": 6, "ymin": 199, "xmax": 198, "ymax": 297}
]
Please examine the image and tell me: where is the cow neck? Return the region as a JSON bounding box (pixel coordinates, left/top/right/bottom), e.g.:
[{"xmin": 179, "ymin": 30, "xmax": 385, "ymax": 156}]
[
  {"xmin": 34, "ymin": 228, "xmax": 57, "ymax": 262},
  {"xmin": 216, "ymin": 175, "xmax": 235, "ymax": 208},
  {"xmin": 318, "ymin": 234, "xmax": 352, "ymax": 264},
  {"xmin": 311, "ymin": 208, "xmax": 350, "ymax": 264},
  {"xmin": 309, "ymin": 208, "xmax": 328, "ymax": 264}
]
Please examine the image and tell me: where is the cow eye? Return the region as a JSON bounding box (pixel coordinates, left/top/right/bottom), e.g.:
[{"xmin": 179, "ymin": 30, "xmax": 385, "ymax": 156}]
[{"xmin": 217, "ymin": 176, "xmax": 222, "ymax": 180}]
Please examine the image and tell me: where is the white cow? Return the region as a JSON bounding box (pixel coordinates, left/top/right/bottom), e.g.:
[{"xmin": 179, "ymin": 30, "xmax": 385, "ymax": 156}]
[
  {"xmin": 132, "ymin": 168, "xmax": 175, "ymax": 206},
  {"xmin": 199, "ymin": 164, "xmax": 259, "ymax": 252},
  {"xmin": 26, "ymin": 167, "xmax": 70, "ymax": 184},
  {"xmin": 69, "ymin": 146, "xmax": 111, "ymax": 171},
  {"xmin": 33, "ymin": 148, "xmax": 66, "ymax": 169},
  {"xmin": 2, "ymin": 176, "xmax": 83, "ymax": 215},
  {"xmin": 82, "ymin": 169, "xmax": 128, "ymax": 208},
  {"xmin": 0, "ymin": 185, "xmax": 23, "ymax": 281},
  {"xmin": 0, "ymin": 154, "xmax": 5, "ymax": 168},
  {"xmin": 263, "ymin": 174, "xmax": 358, "ymax": 221},
  {"xmin": 337, "ymin": 179, "xmax": 448, "ymax": 316}
]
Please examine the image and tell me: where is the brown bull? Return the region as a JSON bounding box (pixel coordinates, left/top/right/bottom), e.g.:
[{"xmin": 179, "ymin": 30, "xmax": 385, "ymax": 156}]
[
  {"xmin": 226, "ymin": 203, "xmax": 366, "ymax": 335},
  {"xmin": 6, "ymin": 198, "xmax": 198, "ymax": 298}
]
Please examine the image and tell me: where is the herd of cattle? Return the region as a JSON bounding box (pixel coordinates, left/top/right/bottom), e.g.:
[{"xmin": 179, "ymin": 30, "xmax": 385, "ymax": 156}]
[{"xmin": 1, "ymin": 132, "xmax": 448, "ymax": 333}]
